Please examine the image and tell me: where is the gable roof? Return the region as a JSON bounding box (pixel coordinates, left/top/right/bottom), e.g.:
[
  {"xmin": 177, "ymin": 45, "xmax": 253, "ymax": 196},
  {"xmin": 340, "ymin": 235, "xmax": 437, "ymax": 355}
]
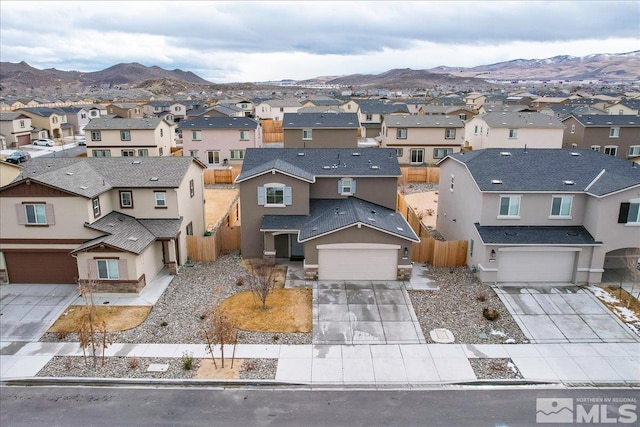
[
  {"xmin": 260, "ymin": 99, "xmax": 302, "ymax": 108},
  {"xmin": 475, "ymin": 224, "xmax": 600, "ymax": 245},
  {"xmin": 477, "ymin": 112, "xmax": 564, "ymax": 128},
  {"xmin": 382, "ymin": 114, "xmax": 464, "ymax": 128},
  {"xmin": 0, "ymin": 112, "xmax": 30, "ymax": 121},
  {"xmin": 84, "ymin": 117, "xmax": 166, "ymax": 131},
  {"xmin": 236, "ymin": 148, "xmax": 401, "ymax": 183},
  {"xmin": 357, "ymin": 100, "xmax": 410, "ymax": 114},
  {"xmin": 178, "ymin": 116, "xmax": 259, "ymax": 130},
  {"xmin": 3, "ymin": 157, "xmax": 203, "ymax": 198},
  {"xmin": 566, "ymin": 114, "xmax": 640, "ymax": 127},
  {"xmin": 20, "ymin": 107, "xmax": 65, "ymax": 117},
  {"xmin": 282, "ymin": 112, "xmax": 359, "ymax": 129},
  {"xmin": 442, "ymin": 148, "xmax": 640, "ymax": 197}
]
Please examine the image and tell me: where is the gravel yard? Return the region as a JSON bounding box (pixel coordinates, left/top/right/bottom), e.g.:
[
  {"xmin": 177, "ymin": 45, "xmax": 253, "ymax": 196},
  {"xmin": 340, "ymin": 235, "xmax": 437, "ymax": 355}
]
[{"xmin": 469, "ymin": 358, "xmax": 522, "ymax": 380}]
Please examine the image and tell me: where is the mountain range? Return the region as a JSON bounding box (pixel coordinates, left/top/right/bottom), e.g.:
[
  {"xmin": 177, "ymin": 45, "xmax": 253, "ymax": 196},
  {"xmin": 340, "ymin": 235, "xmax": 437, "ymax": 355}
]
[{"xmin": 1, "ymin": 51, "xmax": 638, "ymax": 96}]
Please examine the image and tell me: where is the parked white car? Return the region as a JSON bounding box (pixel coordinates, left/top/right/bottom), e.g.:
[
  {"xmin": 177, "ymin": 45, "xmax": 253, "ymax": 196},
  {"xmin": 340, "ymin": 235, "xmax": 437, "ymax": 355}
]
[{"xmin": 32, "ymin": 138, "xmax": 55, "ymax": 147}]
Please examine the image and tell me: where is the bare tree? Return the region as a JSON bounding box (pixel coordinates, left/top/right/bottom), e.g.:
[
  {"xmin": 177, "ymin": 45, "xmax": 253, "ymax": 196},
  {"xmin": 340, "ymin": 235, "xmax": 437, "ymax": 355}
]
[
  {"xmin": 623, "ymin": 249, "xmax": 640, "ymax": 308},
  {"xmin": 246, "ymin": 260, "xmax": 276, "ymax": 310},
  {"xmin": 202, "ymin": 304, "xmax": 237, "ymax": 369},
  {"xmin": 77, "ymin": 275, "xmax": 111, "ymax": 367}
]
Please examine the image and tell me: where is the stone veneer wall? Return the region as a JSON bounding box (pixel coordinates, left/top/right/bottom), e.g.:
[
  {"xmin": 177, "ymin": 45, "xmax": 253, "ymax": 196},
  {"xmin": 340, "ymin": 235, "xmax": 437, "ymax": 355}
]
[{"xmin": 78, "ymin": 274, "xmax": 146, "ymax": 293}]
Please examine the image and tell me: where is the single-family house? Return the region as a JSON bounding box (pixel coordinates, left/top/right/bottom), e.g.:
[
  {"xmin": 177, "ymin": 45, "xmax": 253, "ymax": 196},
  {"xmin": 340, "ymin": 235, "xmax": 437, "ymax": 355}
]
[
  {"xmin": 419, "ymin": 105, "xmax": 476, "ymax": 121},
  {"xmin": 235, "ymin": 148, "xmax": 419, "ymax": 280},
  {"xmin": 84, "ymin": 117, "xmax": 176, "ymax": 157},
  {"xmin": 106, "ymin": 103, "xmax": 144, "ymax": 119},
  {"xmin": 215, "ymin": 99, "xmax": 254, "ymax": 117},
  {"xmin": 379, "ymin": 115, "xmax": 465, "ymax": 165},
  {"xmin": 282, "ymin": 113, "xmax": 359, "ymax": 148},
  {"xmin": 531, "ymin": 96, "xmax": 568, "ymax": 110},
  {"xmin": 18, "ymin": 107, "xmax": 72, "ymax": 139},
  {"xmin": 143, "ymin": 101, "xmax": 187, "ymax": 122},
  {"xmin": 0, "ymin": 157, "xmax": 206, "ymax": 289},
  {"xmin": 561, "ymin": 115, "xmax": 640, "ymax": 161},
  {"xmin": 58, "ymin": 106, "xmax": 91, "ymax": 136},
  {"xmin": 605, "ymin": 99, "xmax": 640, "ymax": 116},
  {"xmin": 464, "ymin": 92, "xmax": 487, "ymax": 110},
  {"xmin": 179, "ymin": 116, "xmax": 261, "ymax": 167},
  {"xmin": 356, "ymin": 100, "xmax": 409, "ymax": 138},
  {"xmin": 254, "ymin": 99, "xmax": 302, "ymax": 121},
  {"xmin": 436, "ymin": 148, "xmax": 640, "ymax": 284},
  {"xmin": 464, "ymin": 112, "xmax": 565, "ymax": 150},
  {"xmin": 0, "ymin": 113, "xmax": 33, "ymax": 147}
]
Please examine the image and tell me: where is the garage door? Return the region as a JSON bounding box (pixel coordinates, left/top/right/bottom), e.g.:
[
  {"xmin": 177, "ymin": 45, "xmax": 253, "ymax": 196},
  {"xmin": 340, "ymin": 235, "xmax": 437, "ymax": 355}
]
[
  {"xmin": 318, "ymin": 244, "xmax": 398, "ymax": 280},
  {"xmin": 4, "ymin": 251, "xmax": 78, "ymax": 284},
  {"xmin": 497, "ymin": 249, "xmax": 576, "ymax": 282}
]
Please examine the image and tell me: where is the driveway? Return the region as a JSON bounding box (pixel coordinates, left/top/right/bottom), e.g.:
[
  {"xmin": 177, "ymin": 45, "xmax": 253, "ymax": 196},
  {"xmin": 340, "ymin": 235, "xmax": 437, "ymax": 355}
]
[
  {"xmin": 0, "ymin": 284, "xmax": 77, "ymax": 342},
  {"xmin": 494, "ymin": 285, "xmax": 639, "ymax": 344}
]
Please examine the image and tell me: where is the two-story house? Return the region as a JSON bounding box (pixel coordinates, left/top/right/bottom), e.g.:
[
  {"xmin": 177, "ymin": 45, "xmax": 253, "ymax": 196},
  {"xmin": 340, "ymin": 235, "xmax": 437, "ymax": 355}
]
[
  {"xmin": 0, "ymin": 113, "xmax": 33, "ymax": 147},
  {"xmin": 282, "ymin": 113, "xmax": 360, "ymax": 148},
  {"xmin": 236, "ymin": 148, "xmax": 419, "ymax": 280},
  {"xmin": 18, "ymin": 107, "xmax": 72, "ymax": 140},
  {"xmin": 562, "ymin": 115, "xmax": 640, "ymax": 162},
  {"xmin": 84, "ymin": 117, "xmax": 176, "ymax": 157},
  {"xmin": 604, "ymin": 99, "xmax": 640, "ymax": 116},
  {"xmin": 464, "ymin": 92, "xmax": 487, "ymax": 111},
  {"xmin": 254, "ymin": 99, "xmax": 302, "ymax": 121},
  {"xmin": 379, "ymin": 115, "xmax": 465, "ymax": 165},
  {"xmin": 464, "ymin": 112, "xmax": 565, "ymax": 150},
  {"xmin": 106, "ymin": 103, "xmax": 144, "ymax": 119},
  {"xmin": 0, "ymin": 157, "xmax": 206, "ymax": 290},
  {"xmin": 143, "ymin": 101, "xmax": 187, "ymax": 122},
  {"xmin": 179, "ymin": 116, "xmax": 262, "ymax": 167},
  {"xmin": 58, "ymin": 106, "xmax": 91, "ymax": 136},
  {"xmin": 356, "ymin": 100, "xmax": 409, "ymax": 138},
  {"xmin": 436, "ymin": 148, "xmax": 640, "ymax": 284}
]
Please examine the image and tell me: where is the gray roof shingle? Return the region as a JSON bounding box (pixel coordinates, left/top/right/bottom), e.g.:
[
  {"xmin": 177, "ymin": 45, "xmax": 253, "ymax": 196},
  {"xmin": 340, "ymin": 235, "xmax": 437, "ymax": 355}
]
[
  {"xmin": 282, "ymin": 113, "xmax": 359, "ymax": 129},
  {"xmin": 480, "ymin": 112, "xmax": 564, "ymax": 128},
  {"xmin": 568, "ymin": 114, "xmax": 640, "ymax": 127},
  {"xmin": 84, "ymin": 117, "xmax": 164, "ymax": 130},
  {"xmin": 383, "ymin": 115, "xmax": 465, "ymax": 128},
  {"xmin": 475, "ymin": 224, "xmax": 601, "ymax": 245},
  {"xmin": 178, "ymin": 116, "xmax": 258, "ymax": 130}
]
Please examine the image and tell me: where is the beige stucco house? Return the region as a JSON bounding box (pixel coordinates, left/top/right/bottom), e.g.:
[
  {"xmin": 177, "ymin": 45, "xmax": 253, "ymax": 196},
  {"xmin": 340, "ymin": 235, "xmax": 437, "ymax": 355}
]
[
  {"xmin": 436, "ymin": 148, "xmax": 640, "ymax": 285},
  {"xmin": 0, "ymin": 112, "xmax": 33, "ymax": 147},
  {"xmin": 18, "ymin": 107, "xmax": 72, "ymax": 140},
  {"xmin": 0, "ymin": 157, "xmax": 206, "ymax": 291},
  {"xmin": 106, "ymin": 103, "xmax": 144, "ymax": 119},
  {"xmin": 84, "ymin": 117, "xmax": 176, "ymax": 157}
]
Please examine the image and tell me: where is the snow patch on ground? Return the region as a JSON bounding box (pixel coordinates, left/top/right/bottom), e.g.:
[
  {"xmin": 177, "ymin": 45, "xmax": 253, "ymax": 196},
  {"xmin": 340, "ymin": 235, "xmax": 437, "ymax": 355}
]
[{"xmin": 490, "ymin": 329, "xmax": 506, "ymax": 337}]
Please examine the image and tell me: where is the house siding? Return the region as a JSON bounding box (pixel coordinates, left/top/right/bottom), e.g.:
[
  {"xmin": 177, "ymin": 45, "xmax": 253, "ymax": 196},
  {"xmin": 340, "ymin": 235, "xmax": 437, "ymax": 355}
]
[
  {"xmin": 283, "ymin": 128, "xmax": 358, "ymax": 148},
  {"xmin": 309, "ymin": 176, "xmax": 398, "ymax": 210}
]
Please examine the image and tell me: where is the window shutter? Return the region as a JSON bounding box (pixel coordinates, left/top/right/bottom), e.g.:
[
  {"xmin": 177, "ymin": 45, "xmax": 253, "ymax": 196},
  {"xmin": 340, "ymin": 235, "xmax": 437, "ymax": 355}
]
[
  {"xmin": 618, "ymin": 202, "xmax": 630, "ymax": 223},
  {"xmin": 257, "ymin": 187, "xmax": 266, "ymax": 205},
  {"xmin": 45, "ymin": 203, "xmax": 55, "ymax": 225},
  {"xmin": 338, "ymin": 180, "xmax": 343, "ymax": 193},
  {"xmin": 284, "ymin": 187, "xmax": 292, "ymax": 205},
  {"xmin": 117, "ymin": 259, "xmax": 128, "ymax": 280},
  {"xmin": 351, "ymin": 180, "xmax": 356, "ymax": 194},
  {"xmin": 16, "ymin": 204, "xmax": 26, "ymax": 225}
]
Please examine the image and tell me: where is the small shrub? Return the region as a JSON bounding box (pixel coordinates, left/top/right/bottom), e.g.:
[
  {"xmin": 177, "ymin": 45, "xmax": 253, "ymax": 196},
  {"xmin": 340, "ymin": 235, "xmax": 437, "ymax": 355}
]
[
  {"xmin": 56, "ymin": 331, "xmax": 69, "ymax": 340},
  {"xmin": 236, "ymin": 277, "xmax": 244, "ymax": 287},
  {"xmin": 63, "ymin": 358, "xmax": 73, "ymax": 371},
  {"xmin": 200, "ymin": 314, "xmax": 207, "ymax": 320},
  {"xmin": 476, "ymin": 292, "xmax": 487, "ymax": 302},
  {"xmin": 160, "ymin": 321, "xmax": 168, "ymax": 327},
  {"xmin": 245, "ymin": 362, "xmax": 255, "ymax": 371},
  {"xmin": 483, "ymin": 308, "xmax": 500, "ymax": 321},
  {"xmin": 272, "ymin": 334, "xmax": 279, "ymax": 342},
  {"xmin": 128, "ymin": 356, "xmax": 139, "ymax": 370},
  {"xmin": 182, "ymin": 351, "xmax": 194, "ymax": 371}
]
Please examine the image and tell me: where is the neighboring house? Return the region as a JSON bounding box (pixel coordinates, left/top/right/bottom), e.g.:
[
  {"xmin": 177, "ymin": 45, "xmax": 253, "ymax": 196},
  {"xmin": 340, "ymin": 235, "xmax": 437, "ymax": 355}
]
[
  {"xmin": 420, "ymin": 105, "xmax": 476, "ymax": 121},
  {"xmin": 297, "ymin": 106, "xmax": 344, "ymax": 114},
  {"xmin": 605, "ymin": 99, "xmax": 640, "ymax": 116},
  {"xmin": 282, "ymin": 112, "xmax": 359, "ymax": 148},
  {"xmin": 58, "ymin": 106, "xmax": 91, "ymax": 136},
  {"xmin": 561, "ymin": 115, "xmax": 640, "ymax": 161},
  {"xmin": 0, "ymin": 113, "xmax": 33, "ymax": 147},
  {"xmin": 84, "ymin": 117, "xmax": 176, "ymax": 157},
  {"xmin": 399, "ymin": 98, "xmax": 430, "ymax": 115},
  {"xmin": 85, "ymin": 104, "xmax": 108, "ymax": 119},
  {"xmin": 436, "ymin": 148, "xmax": 640, "ymax": 284},
  {"xmin": 0, "ymin": 161, "xmax": 21, "ymax": 187},
  {"xmin": 216, "ymin": 99, "xmax": 253, "ymax": 117},
  {"xmin": 254, "ymin": 99, "xmax": 302, "ymax": 121},
  {"xmin": 477, "ymin": 104, "xmax": 535, "ymax": 115},
  {"xmin": 464, "ymin": 112, "xmax": 565, "ymax": 150},
  {"xmin": 106, "ymin": 103, "xmax": 144, "ymax": 119},
  {"xmin": 543, "ymin": 105, "xmax": 607, "ymax": 121},
  {"xmin": 379, "ymin": 115, "xmax": 465, "ymax": 165},
  {"xmin": 143, "ymin": 101, "xmax": 187, "ymax": 122},
  {"xmin": 179, "ymin": 116, "xmax": 261, "ymax": 167},
  {"xmin": 531, "ymin": 96, "xmax": 568, "ymax": 110},
  {"xmin": 235, "ymin": 148, "xmax": 419, "ymax": 280},
  {"xmin": 464, "ymin": 92, "xmax": 486, "ymax": 110},
  {"xmin": 18, "ymin": 107, "xmax": 71, "ymax": 139},
  {"xmin": 356, "ymin": 100, "xmax": 409, "ymax": 138},
  {"xmin": 0, "ymin": 157, "xmax": 206, "ymax": 289},
  {"xmin": 302, "ymin": 98, "xmax": 343, "ymax": 108}
]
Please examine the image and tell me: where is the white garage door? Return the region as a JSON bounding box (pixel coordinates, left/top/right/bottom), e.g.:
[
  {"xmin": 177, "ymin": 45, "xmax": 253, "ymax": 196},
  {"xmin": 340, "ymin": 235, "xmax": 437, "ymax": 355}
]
[
  {"xmin": 318, "ymin": 244, "xmax": 399, "ymax": 280},
  {"xmin": 497, "ymin": 249, "xmax": 576, "ymax": 282}
]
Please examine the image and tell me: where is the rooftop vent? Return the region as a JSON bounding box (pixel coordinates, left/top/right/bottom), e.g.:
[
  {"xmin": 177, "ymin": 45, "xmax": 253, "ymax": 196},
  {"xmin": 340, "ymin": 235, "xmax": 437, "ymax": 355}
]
[
  {"xmin": 563, "ymin": 180, "xmax": 576, "ymax": 185},
  {"xmin": 66, "ymin": 172, "xmax": 74, "ymax": 176},
  {"xmin": 396, "ymin": 227, "xmax": 404, "ymax": 231},
  {"xmin": 500, "ymin": 152, "xmax": 512, "ymax": 156},
  {"xmin": 352, "ymin": 152, "xmax": 360, "ymax": 156},
  {"xmin": 370, "ymin": 165, "xmax": 380, "ymax": 169},
  {"xmin": 150, "ymin": 177, "xmax": 159, "ymax": 181},
  {"xmin": 79, "ymin": 185, "xmax": 88, "ymax": 190},
  {"xmin": 570, "ymin": 152, "xmax": 581, "ymax": 156},
  {"xmin": 491, "ymin": 179, "xmax": 503, "ymax": 184},
  {"xmin": 367, "ymin": 217, "xmax": 376, "ymax": 222},
  {"xmin": 132, "ymin": 160, "xmax": 142, "ymax": 164},
  {"xmin": 128, "ymin": 237, "xmax": 139, "ymax": 242},
  {"xmin": 322, "ymin": 166, "xmax": 331, "ymax": 169},
  {"xmin": 297, "ymin": 152, "xmax": 305, "ymax": 156}
]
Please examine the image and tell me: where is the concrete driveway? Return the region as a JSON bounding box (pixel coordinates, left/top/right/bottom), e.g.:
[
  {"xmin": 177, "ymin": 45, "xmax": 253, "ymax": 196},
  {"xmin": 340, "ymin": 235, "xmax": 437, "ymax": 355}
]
[
  {"xmin": 0, "ymin": 284, "xmax": 78, "ymax": 342},
  {"xmin": 494, "ymin": 285, "xmax": 639, "ymax": 344}
]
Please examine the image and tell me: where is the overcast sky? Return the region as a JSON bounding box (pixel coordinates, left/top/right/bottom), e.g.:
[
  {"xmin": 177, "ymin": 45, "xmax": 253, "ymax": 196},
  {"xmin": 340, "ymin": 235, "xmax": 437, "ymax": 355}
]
[{"xmin": 1, "ymin": 1, "xmax": 638, "ymax": 83}]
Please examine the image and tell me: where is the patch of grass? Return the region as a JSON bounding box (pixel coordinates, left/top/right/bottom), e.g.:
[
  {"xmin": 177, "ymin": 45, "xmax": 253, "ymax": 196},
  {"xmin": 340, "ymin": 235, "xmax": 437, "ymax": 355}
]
[
  {"xmin": 182, "ymin": 351, "xmax": 194, "ymax": 371},
  {"xmin": 219, "ymin": 289, "xmax": 311, "ymax": 333},
  {"xmin": 47, "ymin": 306, "xmax": 151, "ymax": 333}
]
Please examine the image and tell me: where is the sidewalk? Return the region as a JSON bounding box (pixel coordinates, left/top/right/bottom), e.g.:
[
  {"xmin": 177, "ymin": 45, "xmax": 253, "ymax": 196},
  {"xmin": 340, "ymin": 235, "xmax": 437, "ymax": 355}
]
[{"xmin": 2, "ymin": 341, "xmax": 639, "ymax": 385}]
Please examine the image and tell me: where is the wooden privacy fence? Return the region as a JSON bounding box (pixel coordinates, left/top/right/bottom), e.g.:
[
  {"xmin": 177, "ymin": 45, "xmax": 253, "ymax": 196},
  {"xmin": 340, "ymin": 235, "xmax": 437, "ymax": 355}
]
[
  {"xmin": 261, "ymin": 119, "xmax": 284, "ymax": 143},
  {"xmin": 400, "ymin": 167, "xmax": 440, "ymax": 183},
  {"xmin": 186, "ymin": 226, "xmax": 241, "ymax": 262},
  {"xmin": 203, "ymin": 168, "xmax": 240, "ymax": 185}
]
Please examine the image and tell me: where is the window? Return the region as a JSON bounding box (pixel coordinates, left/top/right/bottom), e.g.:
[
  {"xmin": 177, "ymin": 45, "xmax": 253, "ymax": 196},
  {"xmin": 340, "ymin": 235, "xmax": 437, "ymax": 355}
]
[
  {"xmin": 449, "ymin": 175, "xmax": 454, "ymax": 192},
  {"xmin": 338, "ymin": 178, "xmax": 356, "ymax": 195},
  {"xmin": 138, "ymin": 149, "xmax": 149, "ymax": 157},
  {"xmin": 186, "ymin": 222, "xmax": 193, "ymax": 236},
  {"xmin": 207, "ymin": 151, "xmax": 220, "ymax": 165},
  {"xmin": 92, "ymin": 197, "xmax": 101, "ymax": 218},
  {"xmin": 444, "ymin": 129, "xmax": 456, "ymax": 139},
  {"xmin": 189, "ymin": 179, "xmax": 195, "ymax": 198},
  {"xmin": 591, "ymin": 145, "xmax": 600, "ymax": 152},
  {"xmin": 92, "ymin": 150, "xmax": 110, "ymax": 157},
  {"xmin": 121, "ymin": 149, "xmax": 135, "ymax": 157},
  {"xmin": 257, "ymin": 184, "xmax": 292, "ymax": 207},
  {"xmin": 120, "ymin": 130, "xmax": 131, "ymax": 141},
  {"xmin": 571, "ymin": 124, "xmax": 575, "ymax": 134},
  {"xmin": 550, "ymin": 196, "xmax": 572, "ymax": 218},
  {"xmin": 239, "ymin": 131, "xmax": 249, "ymax": 141},
  {"xmin": 474, "ymin": 125, "xmax": 479, "ymax": 134},
  {"xmin": 396, "ymin": 128, "xmax": 407, "ymax": 139},
  {"xmin": 159, "ymin": 147, "xmax": 164, "ymax": 156},
  {"xmin": 618, "ymin": 109, "xmax": 624, "ymax": 115},
  {"xmin": 499, "ymin": 195, "xmax": 521, "ymax": 217},
  {"xmin": 459, "ymin": 114, "xmax": 467, "ymax": 121},
  {"xmin": 508, "ymin": 129, "xmax": 518, "ymax": 139},
  {"xmin": 604, "ymin": 145, "xmax": 618, "ymax": 156},
  {"xmin": 410, "ymin": 148, "xmax": 424, "ymax": 164},
  {"xmin": 24, "ymin": 203, "xmax": 47, "ymax": 225},
  {"xmin": 96, "ymin": 259, "xmax": 119, "ymax": 280},
  {"xmin": 189, "ymin": 150, "xmax": 199, "ymax": 158},
  {"xmin": 91, "ymin": 130, "xmax": 101, "ymax": 141},
  {"xmin": 434, "ymin": 148, "xmax": 453, "ymax": 159},
  {"xmin": 610, "ymin": 127, "xmax": 620, "ymax": 138},
  {"xmin": 90, "ymin": 110, "xmax": 98, "ymax": 117},
  {"xmin": 81, "ymin": 113, "xmax": 87, "ymax": 119},
  {"xmin": 365, "ymin": 114, "xmax": 373, "ymax": 121},
  {"xmin": 192, "ymin": 130, "xmax": 202, "ymax": 141},
  {"xmin": 302, "ymin": 129, "xmax": 313, "ymax": 140},
  {"xmin": 19, "ymin": 120, "xmax": 25, "ymax": 128},
  {"xmin": 154, "ymin": 191, "xmax": 166, "ymax": 208},
  {"xmin": 175, "ymin": 106, "xmax": 181, "ymax": 112},
  {"xmin": 395, "ymin": 148, "xmax": 403, "ymax": 157},
  {"xmin": 119, "ymin": 191, "xmax": 133, "ymax": 208},
  {"xmin": 628, "ymin": 146, "xmax": 640, "ymax": 157},
  {"xmin": 230, "ymin": 150, "xmax": 245, "ymax": 160},
  {"xmin": 619, "ymin": 202, "xmax": 640, "ymax": 224},
  {"xmin": 160, "ymin": 129, "xmax": 164, "ymax": 137},
  {"xmin": 134, "ymin": 108, "xmax": 141, "ymax": 114},
  {"xmin": 52, "ymin": 116, "xmax": 58, "ymax": 124}
]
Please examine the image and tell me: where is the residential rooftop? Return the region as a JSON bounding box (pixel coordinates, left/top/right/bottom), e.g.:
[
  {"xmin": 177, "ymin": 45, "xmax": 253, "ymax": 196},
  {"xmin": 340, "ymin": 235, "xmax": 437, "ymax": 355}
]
[{"xmin": 282, "ymin": 112, "xmax": 359, "ymax": 129}]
